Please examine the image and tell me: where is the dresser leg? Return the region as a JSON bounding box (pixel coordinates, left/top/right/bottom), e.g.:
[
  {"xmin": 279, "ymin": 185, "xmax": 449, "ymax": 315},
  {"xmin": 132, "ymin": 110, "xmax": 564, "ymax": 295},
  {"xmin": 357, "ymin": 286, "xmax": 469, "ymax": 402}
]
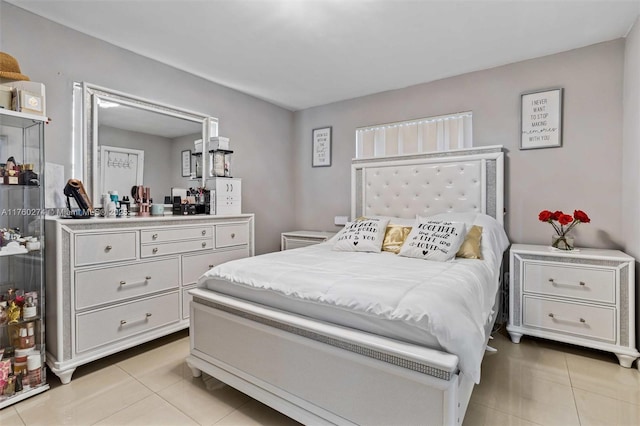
[
  {"xmin": 508, "ymin": 331, "xmax": 523, "ymax": 344},
  {"xmin": 614, "ymin": 353, "xmax": 636, "ymax": 368},
  {"xmin": 49, "ymin": 366, "xmax": 76, "ymax": 385},
  {"xmin": 186, "ymin": 357, "xmax": 202, "ymax": 377}
]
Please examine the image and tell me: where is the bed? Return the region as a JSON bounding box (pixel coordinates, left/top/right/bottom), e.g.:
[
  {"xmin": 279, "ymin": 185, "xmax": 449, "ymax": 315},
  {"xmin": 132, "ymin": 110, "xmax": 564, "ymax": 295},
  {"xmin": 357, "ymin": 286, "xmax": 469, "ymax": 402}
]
[{"xmin": 187, "ymin": 146, "xmax": 507, "ymax": 425}]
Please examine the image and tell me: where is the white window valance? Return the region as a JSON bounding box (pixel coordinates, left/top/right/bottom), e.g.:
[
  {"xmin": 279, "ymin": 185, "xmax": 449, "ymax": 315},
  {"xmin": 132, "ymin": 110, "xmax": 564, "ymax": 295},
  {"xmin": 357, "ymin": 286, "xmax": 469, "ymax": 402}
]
[{"xmin": 355, "ymin": 111, "xmax": 472, "ymax": 158}]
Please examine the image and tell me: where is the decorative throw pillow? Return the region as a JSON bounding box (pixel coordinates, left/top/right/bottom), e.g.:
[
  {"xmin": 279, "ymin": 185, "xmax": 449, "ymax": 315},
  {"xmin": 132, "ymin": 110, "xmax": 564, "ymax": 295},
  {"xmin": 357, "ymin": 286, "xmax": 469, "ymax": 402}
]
[
  {"xmin": 398, "ymin": 219, "xmax": 466, "ymax": 261},
  {"xmin": 382, "ymin": 225, "xmax": 412, "ymax": 254},
  {"xmin": 456, "ymin": 225, "xmax": 483, "ymax": 259},
  {"xmin": 332, "ymin": 217, "xmax": 390, "ymax": 252}
]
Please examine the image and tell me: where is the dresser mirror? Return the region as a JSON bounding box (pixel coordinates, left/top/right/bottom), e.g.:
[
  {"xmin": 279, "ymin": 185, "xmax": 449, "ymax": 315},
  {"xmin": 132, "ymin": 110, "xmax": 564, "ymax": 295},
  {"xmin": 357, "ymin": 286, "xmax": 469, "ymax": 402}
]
[{"xmin": 73, "ymin": 82, "xmax": 217, "ymax": 207}]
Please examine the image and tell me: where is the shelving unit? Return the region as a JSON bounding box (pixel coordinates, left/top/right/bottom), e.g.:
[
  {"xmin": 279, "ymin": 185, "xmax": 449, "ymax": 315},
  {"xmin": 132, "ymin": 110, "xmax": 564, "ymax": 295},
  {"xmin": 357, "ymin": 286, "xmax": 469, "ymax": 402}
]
[{"xmin": 0, "ymin": 109, "xmax": 49, "ymax": 407}]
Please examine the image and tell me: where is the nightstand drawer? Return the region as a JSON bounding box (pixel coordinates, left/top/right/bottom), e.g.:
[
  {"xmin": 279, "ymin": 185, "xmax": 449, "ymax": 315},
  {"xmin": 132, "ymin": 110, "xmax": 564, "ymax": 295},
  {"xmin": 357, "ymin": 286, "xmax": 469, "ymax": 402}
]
[
  {"xmin": 523, "ymin": 296, "xmax": 616, "ymax": 342},
  {"xmin": 523, "ymin": 262, "xmax": 615, "ymax": 304}
]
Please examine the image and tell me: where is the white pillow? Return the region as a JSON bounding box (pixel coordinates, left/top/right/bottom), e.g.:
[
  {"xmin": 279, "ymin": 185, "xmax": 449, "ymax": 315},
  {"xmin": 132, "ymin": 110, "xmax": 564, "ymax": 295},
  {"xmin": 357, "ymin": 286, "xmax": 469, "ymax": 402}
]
[
  {"xmin": 399, "ymin": 219, "xmax": 466, "ymax": 261},
  {"xmin": 332, "ymin": 217, "xmax": 390, "ymax": 252}
]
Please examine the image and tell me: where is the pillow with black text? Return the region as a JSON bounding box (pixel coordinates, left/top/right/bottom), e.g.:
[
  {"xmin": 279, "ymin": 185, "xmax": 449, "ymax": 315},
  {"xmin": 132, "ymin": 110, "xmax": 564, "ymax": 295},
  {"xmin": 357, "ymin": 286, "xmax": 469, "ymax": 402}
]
[
  {"xmin": 398, "ymin": 219, "xmax": 466, "ymax": 261},
  {"xmin": 332, "ymin": 217, "xmax": 390, "ymax": 252}
]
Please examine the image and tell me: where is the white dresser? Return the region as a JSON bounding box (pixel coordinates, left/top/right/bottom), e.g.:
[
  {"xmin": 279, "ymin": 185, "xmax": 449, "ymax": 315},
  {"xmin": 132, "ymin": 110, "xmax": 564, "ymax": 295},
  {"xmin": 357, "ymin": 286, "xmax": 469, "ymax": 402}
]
[
  {"xmin": 45, "ymin": 214, "xmax": 254, "ymax": 383},
  {"xmin": 507, "ymin": 244, "xmax": 639, "ymax": 368}
]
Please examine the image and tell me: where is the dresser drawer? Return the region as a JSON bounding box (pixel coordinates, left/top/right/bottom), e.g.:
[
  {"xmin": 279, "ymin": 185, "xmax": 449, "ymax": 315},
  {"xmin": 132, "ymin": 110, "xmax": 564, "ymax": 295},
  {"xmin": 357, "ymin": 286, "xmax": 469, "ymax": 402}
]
[
  {"xmin": 523, "ymin": 262, "xmax": 615, "ymax": 303},
  {"xmin": 75, "ymin": 258, "xmax": 180, "ymax": 310},
  {"xmin": 141, "ymin": 237, "xmax": 214, "ymax": 258},
  {"xmin": 215, "ymin": 224, "xmax": 248, "ymax": 248},
  {"xmin": 140, "ymin": 226, "xmax": 213, "ymax": 244},
  {"xmin": 523, "ymin": 296, "xmax": 616, "ymax": 343},
  {"xmin": 181, "ymin": 248, "xmax": 249, "ymax": 285},
  {"xmin": 76, "ymin": 292, "xmax": 180, "ymax": 353},
  {"xmin": 75, "ymin": 232, "xmax": 137, "ymax": 266}
]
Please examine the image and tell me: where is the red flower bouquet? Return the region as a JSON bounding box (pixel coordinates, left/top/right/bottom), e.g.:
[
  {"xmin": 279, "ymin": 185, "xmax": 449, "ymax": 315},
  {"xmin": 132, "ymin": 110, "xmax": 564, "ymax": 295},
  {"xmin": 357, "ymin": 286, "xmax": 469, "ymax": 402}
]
[{"xmin": 538, "ymin": 209, "xmax": 590, "ymax": 250}]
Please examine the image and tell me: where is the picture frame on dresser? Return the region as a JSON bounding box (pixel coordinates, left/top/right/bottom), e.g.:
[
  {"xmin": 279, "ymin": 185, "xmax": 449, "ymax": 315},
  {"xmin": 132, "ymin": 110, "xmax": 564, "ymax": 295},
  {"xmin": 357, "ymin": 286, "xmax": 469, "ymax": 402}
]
[{"xmin": 507, "ymin": 244, "xmax": 639, "ymax": 369}]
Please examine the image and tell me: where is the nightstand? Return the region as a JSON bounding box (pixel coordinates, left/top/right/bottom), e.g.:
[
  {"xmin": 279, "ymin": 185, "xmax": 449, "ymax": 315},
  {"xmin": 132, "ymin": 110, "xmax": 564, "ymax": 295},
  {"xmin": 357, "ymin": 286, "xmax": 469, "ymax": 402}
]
[
  {"xmin": 281, "ymin": 230, "xmax": 336, "ymax": 251},
  {"xmin": 508, "ymin": 244, "xmax": 639, "ymax": 368}
]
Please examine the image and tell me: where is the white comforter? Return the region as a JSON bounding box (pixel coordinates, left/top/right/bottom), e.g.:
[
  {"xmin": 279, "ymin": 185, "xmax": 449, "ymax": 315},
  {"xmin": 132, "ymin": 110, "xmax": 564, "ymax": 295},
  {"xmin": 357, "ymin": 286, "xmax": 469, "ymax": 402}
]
[{"xmin": 201, "ymin": 213, "xmax": 509, "ymax": 383}]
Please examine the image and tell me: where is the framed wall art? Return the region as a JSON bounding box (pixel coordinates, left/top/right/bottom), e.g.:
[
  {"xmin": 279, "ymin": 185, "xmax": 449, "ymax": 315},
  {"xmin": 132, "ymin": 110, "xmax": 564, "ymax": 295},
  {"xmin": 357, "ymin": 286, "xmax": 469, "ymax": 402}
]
[
  {"xmin": 181, "ymin": 149, "xmax": 191, "ymax": 177},
  {"xmin": 520, "ymin": 88, "xmax": 563, "ymax": 150},
  {"xmin": 312, "ymin": 126, "xmax": 332, "ymax": 167}
]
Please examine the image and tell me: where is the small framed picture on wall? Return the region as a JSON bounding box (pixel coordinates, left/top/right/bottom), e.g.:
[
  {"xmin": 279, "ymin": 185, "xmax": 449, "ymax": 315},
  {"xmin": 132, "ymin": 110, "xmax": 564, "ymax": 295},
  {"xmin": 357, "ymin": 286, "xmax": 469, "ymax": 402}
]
[
  {"xmin": 181, "ymin": 150, "xmax": 191, "ymax": 177},
  {"xmin": 312, "ymin": 126, "xmax": 332, "ymax": 167},
  {"xmin": 520, "ymin": 88, "xmax": 563, "ymax": 150}
]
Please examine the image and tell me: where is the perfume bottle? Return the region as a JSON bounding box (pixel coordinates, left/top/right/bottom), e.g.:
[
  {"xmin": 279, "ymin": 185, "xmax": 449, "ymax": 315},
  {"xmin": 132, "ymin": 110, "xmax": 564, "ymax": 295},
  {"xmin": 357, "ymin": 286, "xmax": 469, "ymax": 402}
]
[{"xmin": 22, "ymin": 296, "xmax": 36, "ymax": 319}]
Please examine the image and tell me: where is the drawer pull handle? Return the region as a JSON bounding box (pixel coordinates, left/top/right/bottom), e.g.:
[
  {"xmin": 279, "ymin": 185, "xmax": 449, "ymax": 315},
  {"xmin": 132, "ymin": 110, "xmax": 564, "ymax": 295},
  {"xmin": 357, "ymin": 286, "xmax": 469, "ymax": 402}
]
[
  {"xmin": 119, "ymin": 279, "xmax": 149, "ymax": 287},
  {"xmin": 120, "ymin": 313, "xmax": 152, "ymax": 326},
  {"xmin": 548, "ymin": 278, "xmax": 586, "ymax": 287},
  {"xmin": 152, "ymin": 248, "xmax": 158, "ymax": 254},
  {"xmin": 208, "ymin": 264, "xmax": 214, "ymax": 268},
  {"xmin": 152, "ymin": 234, "xmax": 158, "ymax": 240},
  {"xmin": 105, "ymin": 245, "xmax": 112, "ymax": 251},
  {"xmin": 231, "ymin": 233, "xmax": 236, "ymax": 238},
  {"xmin": 146, "ymin": 276, "xmax": 152, "ymax": 280},
  {"xmin": 202, "ymin": 242, "xmax": 207, "ymax": 248},
  {"xmin": 548, "ymin": 313, "xmax": 587, "ymax": 324},
  {"xmin": 201, "ymin": 230, "xmax": 206, "ymax": 235}
]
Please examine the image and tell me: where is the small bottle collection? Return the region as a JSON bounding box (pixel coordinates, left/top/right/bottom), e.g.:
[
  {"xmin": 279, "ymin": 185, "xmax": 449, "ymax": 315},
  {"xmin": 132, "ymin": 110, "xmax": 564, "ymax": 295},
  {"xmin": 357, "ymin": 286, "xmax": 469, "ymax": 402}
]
[
  {"xmin": 0, "ymin": 288, "xmax": 44, "ymax": 399},
  {"xmin": 0, "ymin": 156, "xmax": 39, "ymax": 186}
]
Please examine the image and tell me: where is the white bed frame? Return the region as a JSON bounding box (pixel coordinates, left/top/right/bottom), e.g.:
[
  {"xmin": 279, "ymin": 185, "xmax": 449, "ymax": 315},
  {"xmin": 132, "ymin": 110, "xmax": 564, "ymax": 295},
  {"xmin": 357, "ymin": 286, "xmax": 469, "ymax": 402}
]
[{"xmin": 187, "ymin": 146, "xmax": 505, "ymax": 425}]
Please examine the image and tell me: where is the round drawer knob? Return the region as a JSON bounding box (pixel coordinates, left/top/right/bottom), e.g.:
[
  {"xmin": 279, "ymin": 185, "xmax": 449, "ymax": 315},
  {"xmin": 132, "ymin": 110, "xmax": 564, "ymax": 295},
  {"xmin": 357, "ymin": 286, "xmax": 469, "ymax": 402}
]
[
  {"xmin": 119, "ymin": 280, "xmax": 126, "ymax": 286},
  {"xmin": 105, "ymin": 245, "xmax": 112, "ymax": 251},
  {"xmin": 201, "ymin": 230, "xmax": 206, "ymax": 235},
  {"xmin": 152, "ymin": 248, "xmax": 158, "ymax": 254},
  {"xmin": 231, "ymin": 233, "xmax": 235, "ymax": 239},
  {"xmin": 145, "ymin": 276, "xmax": 152, "ymax": 280},
  {"xmin": 152, "ymin": 234, "xmax": 158, "ymax": 240},
  {"xmin": 208, "ymin": 264, "xmax": 214, "ymax": 268},
  {"xmin": 202, "ymin": 242, "xmax": 207, "ymax": 248}
]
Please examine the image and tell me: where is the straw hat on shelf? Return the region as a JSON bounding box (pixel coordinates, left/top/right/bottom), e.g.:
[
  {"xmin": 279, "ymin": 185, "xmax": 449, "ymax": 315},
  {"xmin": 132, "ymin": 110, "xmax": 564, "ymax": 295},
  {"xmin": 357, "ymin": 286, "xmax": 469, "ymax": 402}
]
[{"xmin": 0, "ymin": 52, "xmax": 30, "ymax": 81}]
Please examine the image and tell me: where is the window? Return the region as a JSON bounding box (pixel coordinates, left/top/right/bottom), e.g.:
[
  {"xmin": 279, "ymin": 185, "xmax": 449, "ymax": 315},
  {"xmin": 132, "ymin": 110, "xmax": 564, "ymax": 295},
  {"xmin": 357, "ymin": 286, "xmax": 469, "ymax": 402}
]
[{"xmin": 355, "ymin": 111, "xmax": 472, "ymax": 158}]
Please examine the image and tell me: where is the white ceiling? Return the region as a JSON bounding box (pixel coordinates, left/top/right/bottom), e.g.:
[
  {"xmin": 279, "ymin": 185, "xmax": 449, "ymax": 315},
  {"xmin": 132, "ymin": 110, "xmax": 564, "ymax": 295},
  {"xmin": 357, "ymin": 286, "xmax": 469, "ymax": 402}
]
[{"xmin": 8, "ymin": 0, "xmax": 640, "ymax": 111}]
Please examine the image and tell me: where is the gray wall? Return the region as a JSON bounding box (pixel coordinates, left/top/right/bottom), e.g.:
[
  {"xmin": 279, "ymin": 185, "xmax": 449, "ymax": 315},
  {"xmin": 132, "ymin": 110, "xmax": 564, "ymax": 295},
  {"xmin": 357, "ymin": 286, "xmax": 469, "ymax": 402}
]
[
  {"xmin": 293, "ymin": 40, "xmax": 626, "ymax": 250},
  {"xmin": 0, "ymin": 2, "xmax": 294, "ymax": 254},
  {"xmin": 623, "ymin": 16, "xmax": 640, "ymax": 261}
]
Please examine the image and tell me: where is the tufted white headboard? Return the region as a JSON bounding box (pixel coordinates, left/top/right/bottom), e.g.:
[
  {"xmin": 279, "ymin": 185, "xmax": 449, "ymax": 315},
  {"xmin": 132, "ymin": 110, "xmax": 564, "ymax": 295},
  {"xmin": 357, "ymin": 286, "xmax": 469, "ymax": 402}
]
[{"xmin": 351, "ymin": 146, "xmax": 504, "ymax": 225}]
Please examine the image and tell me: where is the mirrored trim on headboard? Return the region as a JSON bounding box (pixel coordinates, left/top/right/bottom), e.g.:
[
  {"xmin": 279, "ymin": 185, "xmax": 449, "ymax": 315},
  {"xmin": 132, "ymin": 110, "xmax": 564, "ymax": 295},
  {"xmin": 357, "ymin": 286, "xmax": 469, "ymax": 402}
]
[{"xmin": 351, "ymin": 146, "xmax": 504, "ymax": 225}]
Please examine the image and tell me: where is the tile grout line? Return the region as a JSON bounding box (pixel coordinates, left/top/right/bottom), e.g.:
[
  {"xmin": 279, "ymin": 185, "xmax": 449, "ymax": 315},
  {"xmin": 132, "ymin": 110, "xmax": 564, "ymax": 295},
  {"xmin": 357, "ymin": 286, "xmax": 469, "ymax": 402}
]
[{"xmin": 565, "ymin": 353, "xmax": 583, "ymax": 426}]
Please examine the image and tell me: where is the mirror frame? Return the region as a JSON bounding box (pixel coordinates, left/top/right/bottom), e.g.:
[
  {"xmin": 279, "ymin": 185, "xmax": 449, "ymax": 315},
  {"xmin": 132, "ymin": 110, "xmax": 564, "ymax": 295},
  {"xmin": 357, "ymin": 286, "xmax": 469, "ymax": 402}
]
[{"xmin": 72, "ymin": 82, "xmax": 218, "ymax": 206}]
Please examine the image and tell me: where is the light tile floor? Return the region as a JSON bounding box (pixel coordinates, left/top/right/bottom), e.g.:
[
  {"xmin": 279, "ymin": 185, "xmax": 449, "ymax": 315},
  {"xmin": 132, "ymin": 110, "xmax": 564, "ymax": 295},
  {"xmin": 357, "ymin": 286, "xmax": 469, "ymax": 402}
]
[{"xmin": 2, "ymin": 328, "xmax": 639, "ymax": 425}]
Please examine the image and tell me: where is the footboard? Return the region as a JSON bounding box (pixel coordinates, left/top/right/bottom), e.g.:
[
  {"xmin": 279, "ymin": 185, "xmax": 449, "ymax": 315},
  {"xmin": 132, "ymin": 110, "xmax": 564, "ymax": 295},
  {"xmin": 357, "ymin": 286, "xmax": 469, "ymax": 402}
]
[{"xmin": 187, "ymin": 289, "xmax": 472, "ymax": 426}]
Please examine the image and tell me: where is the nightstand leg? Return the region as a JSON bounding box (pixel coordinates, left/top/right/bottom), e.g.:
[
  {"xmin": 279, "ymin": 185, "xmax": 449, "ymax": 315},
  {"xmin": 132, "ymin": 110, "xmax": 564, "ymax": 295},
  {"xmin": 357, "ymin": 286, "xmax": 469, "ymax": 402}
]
[
  {"xmin": 614, "ymin": 353, "xmax": 637, "ymax": 368},
  {"xmin": 508, "ymin": 331, "xmax": 523, "ymax": 344}
]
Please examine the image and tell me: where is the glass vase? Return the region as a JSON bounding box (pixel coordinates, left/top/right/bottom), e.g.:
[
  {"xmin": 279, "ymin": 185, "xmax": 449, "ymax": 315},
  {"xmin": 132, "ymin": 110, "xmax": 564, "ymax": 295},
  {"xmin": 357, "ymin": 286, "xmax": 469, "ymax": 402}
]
[{"xmin": 552, "ymin": 234, "xmax": 574, "ymax": 250}]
